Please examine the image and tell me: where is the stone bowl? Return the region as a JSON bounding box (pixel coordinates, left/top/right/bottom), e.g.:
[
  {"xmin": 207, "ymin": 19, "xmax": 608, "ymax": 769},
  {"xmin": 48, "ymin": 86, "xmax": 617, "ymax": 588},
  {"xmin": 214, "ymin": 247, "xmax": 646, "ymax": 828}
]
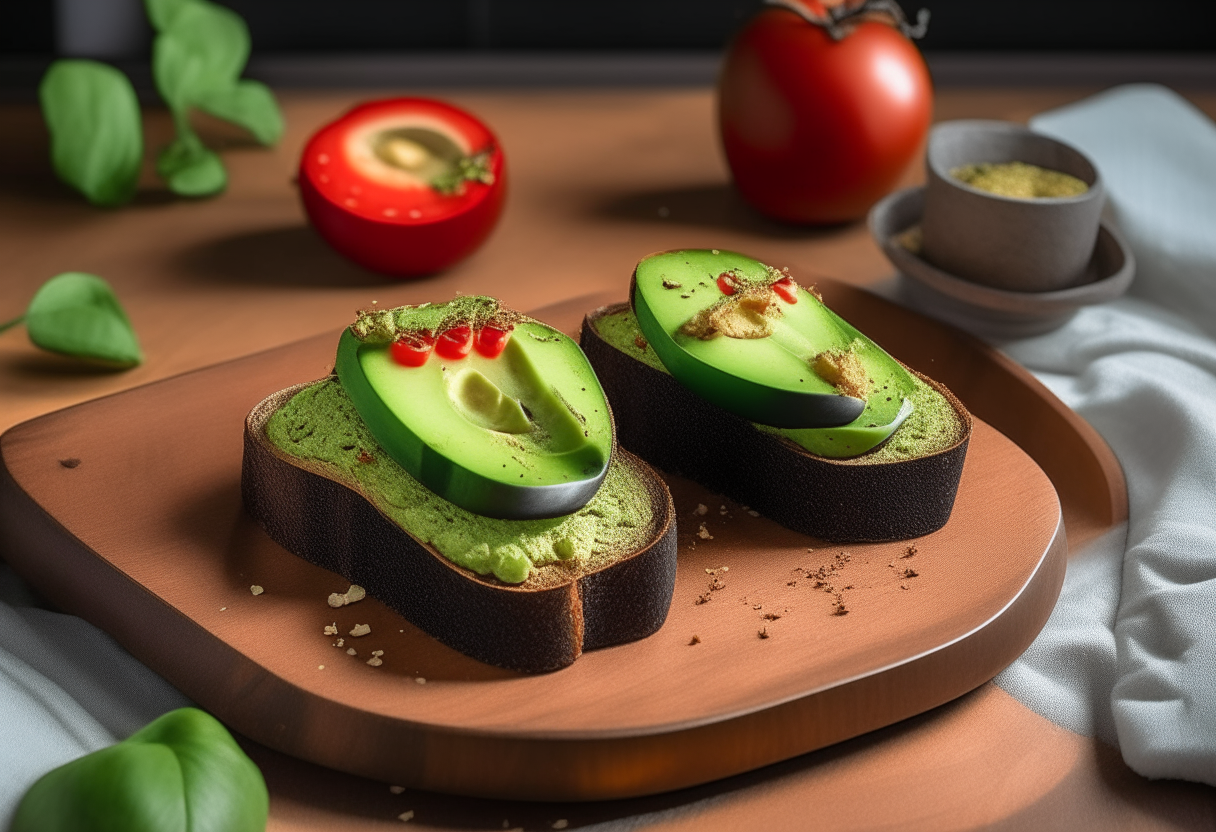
[
  {"xmin": 869, "ymin": 186, "xmax": 1135, "ymax": 339},
  {"xmin": 921, "ymin": 120, "xmax": 1105, "ymax": 293}
]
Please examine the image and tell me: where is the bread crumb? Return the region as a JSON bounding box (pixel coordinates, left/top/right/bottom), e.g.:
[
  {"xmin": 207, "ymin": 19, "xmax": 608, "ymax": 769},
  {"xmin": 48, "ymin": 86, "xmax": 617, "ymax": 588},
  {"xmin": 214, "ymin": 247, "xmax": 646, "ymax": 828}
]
[
  {"xmin": 688, "ymin": 634, "xmax": 701, "ymax": 645},
  {"xmin": 372, "ymin": 649, "xmax": 384, "ymax": 657},
  {"xmin": 345, "ymin": 584, "xmax": 367, "ymax": 603},
  {"xmin": 415, "ymin": 677, "xmax": 427, "ymax": 685},
  {"xmin": 347, "ymin": 648, "xmax": 357, "ymax": 656},
  {"xmin": 323, "ymin": 623, "xmax": 338, "ymax": 636},
  {"xmin": 553, "ymin": 821, "xmax": 569, "ymax": 830},
  {"xmin": 758, "ymin": 627, "xmax": 770, "ymax": 639},
  {"xmin": 697, "ymin": 524, "xmax": 712, "ymax": 540},
  {"xmin": 389, "ymin": 785, "xmax": 405, "ymax": 794},
  {"xmin": 350, "ymin": 623, "xmax": 371, "ymax": 637},
  {"xmin": 397, "ymin": 810, "xmax": 414, "ymax": 822},
  {"xmin": 633, "ymin": 335, "xmax": 648, "ymax": 351},
  {"xmin": 695, "ymin": 593, "xmax": 711, "ymax": 605},
  {"xmin": 327, "ymin": 592, "xmax": 347, "ymax": 608},
  {"xmin": 334, "ymin": 638, "xmax": 344, "ymax": 647},
  {"xmin": 318, "ymin": 664, "xmax": 325, "ymax": 670},
  {"xmin": 762, "ymin": 612, "xmax": 782, "ymax": 621},
  {"xmin": 747, "ymin": 510, "xmax": 760, "ymax": 517},
  {"xmin": 219, "ymin": 607, "xmax": 227, "ymax": 611},
  {"xmin": 250, "ymin": 585, "xmax": 264, "ymax": 596},
  {"xmin": 367, "ymin": 656, "xmax": 383, "ymax": 667},
  {"xmin": 903, "ymin": 544, "xmax": 919, "ymax": 558},
  {"xmin": 903, "ymin": 567, "xmax": 919, "ymax": 578}
]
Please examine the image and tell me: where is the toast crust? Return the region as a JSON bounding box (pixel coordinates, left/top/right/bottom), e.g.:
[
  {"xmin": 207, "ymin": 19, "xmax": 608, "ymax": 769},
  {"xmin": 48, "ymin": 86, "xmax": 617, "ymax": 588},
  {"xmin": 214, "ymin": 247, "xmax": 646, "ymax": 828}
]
[
  {"xmin": 242, "ymin": 381, "xmax": 677, "ymax": 672},
  {"xmin": 581, "ymin": 303, "xmax": 972, "ymax": 542}
]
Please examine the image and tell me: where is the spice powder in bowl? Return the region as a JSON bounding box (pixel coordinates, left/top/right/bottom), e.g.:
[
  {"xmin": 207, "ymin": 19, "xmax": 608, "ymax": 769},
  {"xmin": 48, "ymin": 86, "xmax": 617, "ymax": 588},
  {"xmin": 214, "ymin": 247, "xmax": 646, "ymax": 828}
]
[{"xmin": 950, "ymin": 161, "xmax": 1089, "ymax": 200}]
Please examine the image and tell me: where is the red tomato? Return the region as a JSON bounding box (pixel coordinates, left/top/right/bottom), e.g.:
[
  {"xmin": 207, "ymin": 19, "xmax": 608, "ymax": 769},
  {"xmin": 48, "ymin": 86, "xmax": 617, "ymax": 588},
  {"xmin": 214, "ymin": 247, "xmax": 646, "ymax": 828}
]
[
  {"xmin": 718, "ymin": 1, "xmax": 932, "ymax": 224},
  {"xmin": 299, "ymin": 97, "xmax": 506, "ymax": 277},
  {"xmin": 435, "ymin": 326, "xmax": 473, "ymax": 359},
  {"xmin": 390, "ymin": 332, "xmax": 434, "ymax": 367},
  {"xmin": 473, "ymin": 325, "xmax": 513, "ymax": 358},
  {"xmin": 716, "ymin": 272, "xmax": 741, "ymax": 295}
]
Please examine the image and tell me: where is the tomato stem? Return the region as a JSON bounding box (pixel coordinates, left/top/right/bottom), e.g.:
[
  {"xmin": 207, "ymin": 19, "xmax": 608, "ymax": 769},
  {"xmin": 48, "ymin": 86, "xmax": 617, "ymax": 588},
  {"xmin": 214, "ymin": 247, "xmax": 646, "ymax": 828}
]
[
  {"xmin": 0, "ymin": 314, "xmax": 25, "ymax": 334},
  {"xmin": 764, "ymin": 0, "xmax": 930, "ymax": 41}
]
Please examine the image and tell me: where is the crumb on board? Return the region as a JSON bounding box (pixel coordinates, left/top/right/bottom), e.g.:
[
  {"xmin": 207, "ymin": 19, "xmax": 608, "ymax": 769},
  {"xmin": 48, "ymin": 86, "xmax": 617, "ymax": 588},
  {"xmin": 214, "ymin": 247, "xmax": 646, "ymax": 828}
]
[
  {"xmin": 697, "ymin": 523, "xmax": 713, "ymax": 540},
  {"xmin": 250, "ymin": 585, "xmax": 264, "ymax": 596},
  {"xmin": 59, "ymin": 458, "xmax": 81, "ymax": 469},
  {"xmin": 389, "ymin": 785, "xmax": 405, "ymax": 794},
  {"xmin": 323, "ymin": 623, "xmax": 338, "ymax": 636},
  {"xmin": 328, "ymin": 584, "xmax": 367, "ymax": 608},
  {"xmin": 367, "ymin": 656, "xmax": 383, "ymax": 667},
  {"xmin": 553, "ymin": 821, "xmax": 570, "ymax": 830},
  {"xmin": 397, "ymin": 810, "xmax": 414, "ymax": 822},
  {"xmin": 689, "ymin": 634, "xmax": 701, "ymax": 645},
  {"xmin": 347, "ymin": 648, "xmax": 357, "ymax": 656},
  {"xmin": 318, "ymin": 664, "xmax": 325, "ymax": 670},
  {"xmin": 758, "ymin": 627, "xmax": 770, "ymax": 639},
  {"xmin": 415, "ymin": 677, "xmax": 427, "ymax": 685},
  {"xmin": 350, "ymin": 623, "xmax": 371, "ymax": 637},
  {"xmin": 694, "ymin": 503, "xmax": 708, "ymax": 515}
]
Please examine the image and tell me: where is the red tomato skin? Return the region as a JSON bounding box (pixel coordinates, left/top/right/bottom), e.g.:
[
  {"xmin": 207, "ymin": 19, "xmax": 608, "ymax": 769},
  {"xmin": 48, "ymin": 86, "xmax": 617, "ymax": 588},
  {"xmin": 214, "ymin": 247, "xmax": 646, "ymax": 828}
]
[
  {"xmin": 718, "ymin": 8, "xmax": 932, "ymax": 224},
  {"xmin": 299, "ymin": 98, "xmax": 506, "ymax": 278},
  {"xmin": 391, "ymin": 336, "xmax": 433, "ymax": 367}
]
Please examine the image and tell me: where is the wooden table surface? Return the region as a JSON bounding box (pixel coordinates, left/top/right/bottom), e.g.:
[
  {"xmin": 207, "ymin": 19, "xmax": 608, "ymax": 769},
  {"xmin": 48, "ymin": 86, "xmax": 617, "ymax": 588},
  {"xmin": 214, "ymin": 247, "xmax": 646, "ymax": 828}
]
[{"xmin": 3, "ymin": 84, "xmax": 1216, "ymax": 830}]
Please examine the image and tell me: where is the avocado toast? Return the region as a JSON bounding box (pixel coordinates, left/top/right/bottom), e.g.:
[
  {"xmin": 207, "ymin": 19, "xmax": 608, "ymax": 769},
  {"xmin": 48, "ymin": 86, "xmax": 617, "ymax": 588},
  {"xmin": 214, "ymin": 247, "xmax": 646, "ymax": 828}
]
[
  {"xmin": 242, "ymin": 297, "xmax": 677, "ymax": 672},
  {"xmin": 580, "ymin": 250, "xmax": 971, "ymax": 542}
]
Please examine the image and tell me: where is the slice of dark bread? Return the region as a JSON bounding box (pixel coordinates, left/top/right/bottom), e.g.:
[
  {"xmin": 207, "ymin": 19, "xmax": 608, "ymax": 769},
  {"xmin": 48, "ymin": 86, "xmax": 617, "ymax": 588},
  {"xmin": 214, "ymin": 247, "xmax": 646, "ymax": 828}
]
[
  {"xmin": 580, "ymin": 303, "xmax": 972, "ymax": 543},
  {"xmin": 242, "ymin": 381, "xmax": 677, "ymax": 673}
]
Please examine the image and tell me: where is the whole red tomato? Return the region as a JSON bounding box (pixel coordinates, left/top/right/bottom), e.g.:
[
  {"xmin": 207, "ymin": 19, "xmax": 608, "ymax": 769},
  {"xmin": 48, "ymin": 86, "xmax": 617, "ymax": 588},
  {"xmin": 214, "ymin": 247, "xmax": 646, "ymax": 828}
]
[
  {"xmin": 718, "ymin": 0, "xmax": 932, "ymax": 224},
  {"xmin": 299, "ymin": 97, "xmax": 505, "ymax": 277}
]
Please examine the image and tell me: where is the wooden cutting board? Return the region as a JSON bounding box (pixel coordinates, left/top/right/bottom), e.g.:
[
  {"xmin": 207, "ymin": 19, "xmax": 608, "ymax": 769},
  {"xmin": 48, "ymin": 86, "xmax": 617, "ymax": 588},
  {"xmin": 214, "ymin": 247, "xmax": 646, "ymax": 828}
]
[{"xmin": 0, "ymin": 283, "xmax": 1102, "ymax": 802}]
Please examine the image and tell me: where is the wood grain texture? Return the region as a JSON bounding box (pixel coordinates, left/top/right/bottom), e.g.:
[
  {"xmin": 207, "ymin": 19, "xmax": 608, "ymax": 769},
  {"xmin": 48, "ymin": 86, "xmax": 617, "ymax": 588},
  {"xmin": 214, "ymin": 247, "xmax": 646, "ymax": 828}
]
[{"xmin": 1, "ymin": 291, "xmax": 1063, "ymax": 800}]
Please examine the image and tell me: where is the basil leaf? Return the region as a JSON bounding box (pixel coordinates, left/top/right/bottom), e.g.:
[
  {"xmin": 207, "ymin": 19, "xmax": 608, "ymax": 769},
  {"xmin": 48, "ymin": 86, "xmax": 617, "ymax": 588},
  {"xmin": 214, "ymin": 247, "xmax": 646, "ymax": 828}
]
[
  {"xmin": 38, "ymin": 60, "xmax": 143, "ymax": 207},
  {"xmin": 158, "ymin": 133, "xmax": 227, "ymax": 196},
  {"xmin": 25, "ymin": 272, "xmax": 143, "ymax": 368},
  {"xmin": 152, "ymin": 0, "xmax": 249, "ymax": 113},
  {"xmin": 195, "ymin": 80, "xmax": 284, "ymax": 145},
  {"xmin": 11, "ymin": 708, "xmax": 269, "ymax": 832}
]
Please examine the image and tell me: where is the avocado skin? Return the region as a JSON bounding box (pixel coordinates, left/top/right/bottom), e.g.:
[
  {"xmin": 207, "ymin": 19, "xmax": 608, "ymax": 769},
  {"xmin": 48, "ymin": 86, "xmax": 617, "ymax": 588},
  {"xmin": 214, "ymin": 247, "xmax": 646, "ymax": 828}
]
[
  {"xmin": 242, "ymin": 382, "xmax": 677, "ymax": 673},
  {"xmin": 581, "ymin": 303, "xmax": 972, "ymax": 543}
]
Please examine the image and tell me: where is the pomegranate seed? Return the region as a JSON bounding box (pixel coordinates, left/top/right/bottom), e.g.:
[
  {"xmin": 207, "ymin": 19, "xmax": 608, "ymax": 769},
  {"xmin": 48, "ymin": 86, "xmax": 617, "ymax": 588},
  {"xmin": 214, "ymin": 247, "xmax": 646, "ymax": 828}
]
[
  {"xmin": 390, "ymin": 332, "xmax": 434, "ymax": 367},
  {"xmin": 474, "ymin": 325, "xmax": 513, "ymax": 358},
  {"xmin": 716, "ymin": 272, "xmax": 740, "ymax": 295},
  {"xmin": 772, "ymin": 276, "xmax": 798, "ymax": 304},
  {"xmin": 435, "ymin": 325, "xmax": 473, "ymax": 359}
]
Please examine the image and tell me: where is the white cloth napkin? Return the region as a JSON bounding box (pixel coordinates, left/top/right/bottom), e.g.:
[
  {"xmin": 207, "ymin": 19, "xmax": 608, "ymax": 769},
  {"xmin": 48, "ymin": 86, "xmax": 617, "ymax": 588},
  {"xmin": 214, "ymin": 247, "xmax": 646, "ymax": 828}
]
[{"xmin": 993, "ymin": 84, "xmax": 1216, "ymax": 786}]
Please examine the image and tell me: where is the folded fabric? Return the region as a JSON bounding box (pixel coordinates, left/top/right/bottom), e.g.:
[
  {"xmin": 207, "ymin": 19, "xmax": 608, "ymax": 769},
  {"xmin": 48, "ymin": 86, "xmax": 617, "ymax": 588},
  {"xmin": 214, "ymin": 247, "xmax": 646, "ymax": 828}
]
[
  {"xmin": 993, "ymin": 84, "xmax": 1216, "ymax": 786},
  {"xmin": 0, "ymin": 568, "xmax": 191, "ymax": 829}
]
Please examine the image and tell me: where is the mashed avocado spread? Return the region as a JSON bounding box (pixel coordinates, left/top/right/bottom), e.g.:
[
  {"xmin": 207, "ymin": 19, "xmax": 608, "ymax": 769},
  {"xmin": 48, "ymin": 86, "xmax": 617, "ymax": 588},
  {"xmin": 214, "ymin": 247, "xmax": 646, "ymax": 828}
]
[
  {"xmin": 594, "ymin": 308, "xmax": 964, "ymax": 464},
  {"xmin": 266, "ymin": 377, "xmax": 654, "ymax": 585}
]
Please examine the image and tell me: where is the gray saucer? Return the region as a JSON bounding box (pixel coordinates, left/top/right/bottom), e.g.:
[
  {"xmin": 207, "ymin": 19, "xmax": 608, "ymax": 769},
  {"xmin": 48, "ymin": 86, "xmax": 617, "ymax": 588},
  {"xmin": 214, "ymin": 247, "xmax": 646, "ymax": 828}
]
[{"xmin": 868, "ymin": 186, "xmax": 1135, "ymax": 339}]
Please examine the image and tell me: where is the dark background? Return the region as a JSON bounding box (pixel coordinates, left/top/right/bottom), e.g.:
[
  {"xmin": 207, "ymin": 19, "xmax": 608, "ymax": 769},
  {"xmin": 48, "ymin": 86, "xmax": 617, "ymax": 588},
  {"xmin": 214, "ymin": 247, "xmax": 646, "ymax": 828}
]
[{"xmin": 5, "ymin": 0, "xmax": 1216, "ymax": 56}]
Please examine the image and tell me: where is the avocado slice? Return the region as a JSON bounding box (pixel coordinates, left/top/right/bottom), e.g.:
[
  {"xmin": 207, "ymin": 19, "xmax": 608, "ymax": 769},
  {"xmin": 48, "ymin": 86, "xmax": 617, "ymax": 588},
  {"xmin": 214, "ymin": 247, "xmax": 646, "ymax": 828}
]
[
  {"xmin": 632, "ymin": 250, "xmax": 918, "ymax": 453},
  {"xmin": 336, "ymin": 297, "xmax": 612, "ymax": 520}
]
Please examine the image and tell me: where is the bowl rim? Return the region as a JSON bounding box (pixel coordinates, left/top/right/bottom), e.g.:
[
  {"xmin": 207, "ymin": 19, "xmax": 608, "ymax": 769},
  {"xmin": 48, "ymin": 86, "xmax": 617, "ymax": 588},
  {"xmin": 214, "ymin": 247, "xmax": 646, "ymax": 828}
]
[{"xmin": 926, "ymin": 119, "xmax": 1103, "ymax": 207}]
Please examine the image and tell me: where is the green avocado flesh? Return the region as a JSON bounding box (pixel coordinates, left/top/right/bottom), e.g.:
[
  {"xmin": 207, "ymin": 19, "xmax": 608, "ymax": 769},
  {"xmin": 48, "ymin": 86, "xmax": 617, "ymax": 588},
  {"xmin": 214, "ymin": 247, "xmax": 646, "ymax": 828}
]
[
  {"xmin": 633, "ymin": 250, "xmax": 924, "ymax": 451},
  {"xmin": 597, "ymin": 307, "xmax": 964, "ymax": 462},
  {"xmin": 267, "ymin": 378, "xmax": 655, "ymax": 585},
  {"xmin": 336, "ymin": 297, "xmax": 612, "ymax": 520}
]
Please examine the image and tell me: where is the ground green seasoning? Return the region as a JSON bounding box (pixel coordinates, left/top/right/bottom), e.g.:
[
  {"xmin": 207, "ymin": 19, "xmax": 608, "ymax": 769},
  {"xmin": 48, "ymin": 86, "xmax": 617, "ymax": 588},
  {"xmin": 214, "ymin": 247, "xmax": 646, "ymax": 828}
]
[
  {"xmin": 593, "ymin": 308, "xmax": 964, "ymax": 463},
  {"xmin": 950, "ymin": 161, "xmax": 1088, "ymax": 199},
  {"xmin": 266, "ymin": 377, "xmax": 654, "ymax": 586}
]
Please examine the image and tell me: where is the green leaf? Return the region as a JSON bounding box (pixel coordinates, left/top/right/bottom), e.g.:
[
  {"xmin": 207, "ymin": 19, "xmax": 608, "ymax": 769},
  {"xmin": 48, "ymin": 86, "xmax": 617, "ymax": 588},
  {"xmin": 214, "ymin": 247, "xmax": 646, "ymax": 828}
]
[
  {"xmin": 11, "ymin": 708, "xmax": 269, "ymax": 832},
  {"xmin": 158, "ymin": 134, "xmax": 227, "ymax": 196},
  {"xmin": 195, "ymin": 80, "xmax": 284, "ymax": 145},
  {"xmin": 25, "ymin": 272, "xmax": 143, "ymax": 368},
  {"xmin": 152, "ymin": 0, "xmax": 249, "ymax": 113},
  {"xmin": 38, "ymin": 60, "xmax": 143, "ymax": 207}
]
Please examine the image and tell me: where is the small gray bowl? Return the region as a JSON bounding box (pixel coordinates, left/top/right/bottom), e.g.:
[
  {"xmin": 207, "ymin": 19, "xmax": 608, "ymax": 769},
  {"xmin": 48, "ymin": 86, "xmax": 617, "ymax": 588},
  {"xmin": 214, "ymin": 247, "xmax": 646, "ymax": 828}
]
[
  {"xmin": 870, "ymin": 186, "xmax": 1135, "ymax": 339},
  {"xmin": 922, "ymin": 120, "xmax": 1105, "ymax": 292}
]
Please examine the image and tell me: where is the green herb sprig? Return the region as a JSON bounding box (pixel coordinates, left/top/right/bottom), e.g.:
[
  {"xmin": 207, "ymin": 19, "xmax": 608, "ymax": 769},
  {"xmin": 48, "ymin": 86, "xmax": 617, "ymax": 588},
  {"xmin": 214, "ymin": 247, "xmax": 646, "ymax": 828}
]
[
  {"xmin": 37, "ymin": 0, "xmax": 283, "ymax": 206},
  {"xmin": 1, "ymin": 273, "xmax": 143, "ymax": 368}
]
